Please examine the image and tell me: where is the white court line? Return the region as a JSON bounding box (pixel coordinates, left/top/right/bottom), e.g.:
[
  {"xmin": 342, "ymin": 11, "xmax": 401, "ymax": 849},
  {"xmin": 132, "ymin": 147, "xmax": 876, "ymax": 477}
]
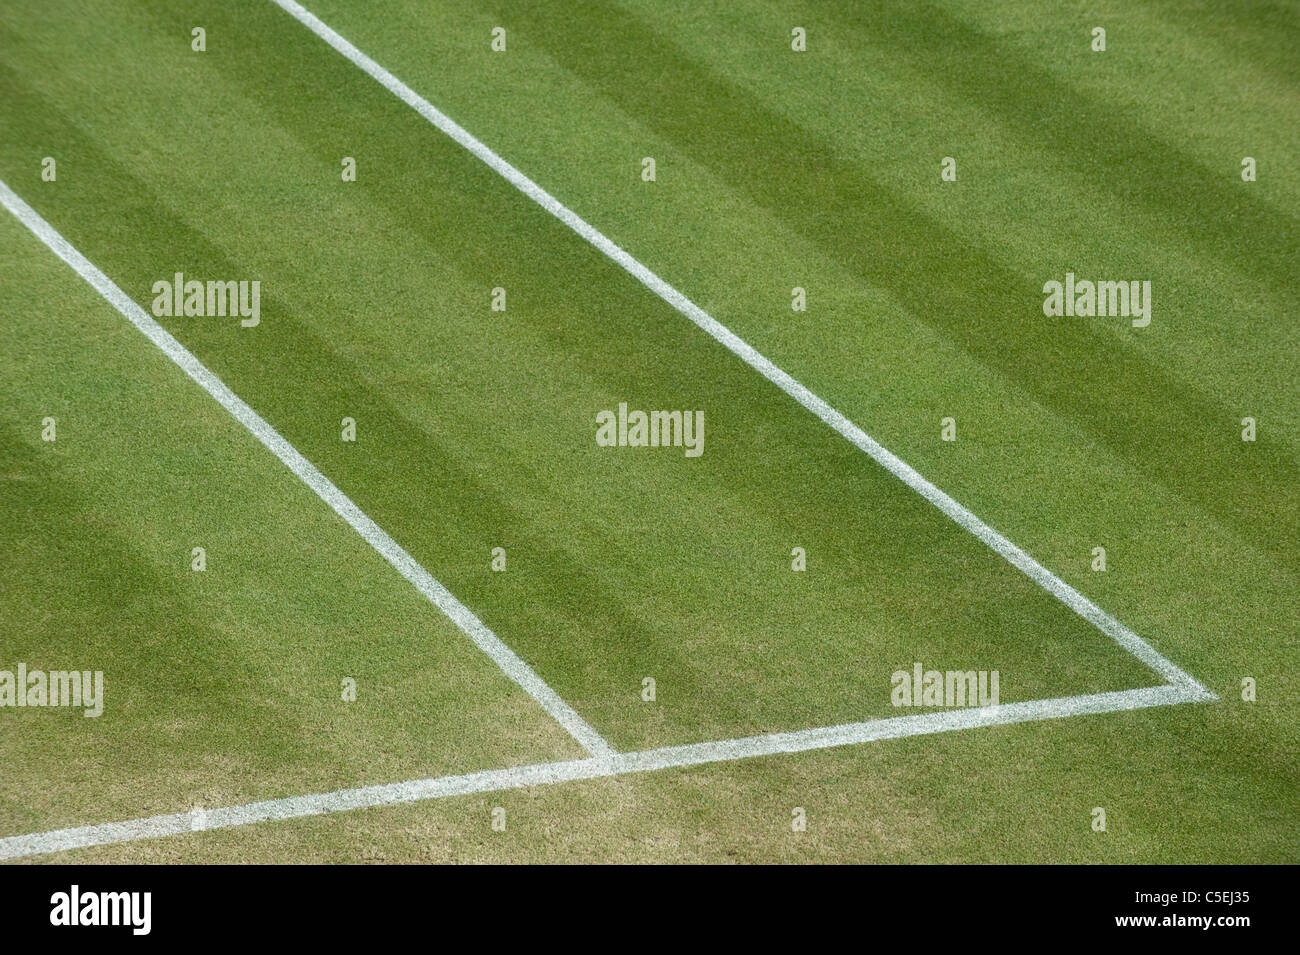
[
  {"xmin": 269, "ymin": 0, "xmax": 1213, "ymax": 700},
  {"xmin": 0, "ymin": 178, "xmax": 614, "ymax": 761},
  {"xmin": 0, "ymin": 685, "xmax": 1203, "ymax": 860}
]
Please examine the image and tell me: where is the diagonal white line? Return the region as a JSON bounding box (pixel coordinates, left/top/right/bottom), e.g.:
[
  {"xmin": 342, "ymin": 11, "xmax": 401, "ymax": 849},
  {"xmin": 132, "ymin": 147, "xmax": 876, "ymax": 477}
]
[
  {"xmin": 0, "ymin": 684, "xmax": 1205, "ymax": 860},
  {"xmin": 0, "ymin": 178, "xmax": 615, "ymax": 760},
  {"xmin": 269, "ymin": 0, "xmax": 1214, "ymax": 701}
]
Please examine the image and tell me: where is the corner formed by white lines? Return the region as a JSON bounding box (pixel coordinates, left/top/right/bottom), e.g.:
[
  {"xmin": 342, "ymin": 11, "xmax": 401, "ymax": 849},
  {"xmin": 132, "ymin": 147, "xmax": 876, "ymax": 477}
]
[{"xmin": 0, "ymin": 2, "xmax": 1215, "ymax": 860}]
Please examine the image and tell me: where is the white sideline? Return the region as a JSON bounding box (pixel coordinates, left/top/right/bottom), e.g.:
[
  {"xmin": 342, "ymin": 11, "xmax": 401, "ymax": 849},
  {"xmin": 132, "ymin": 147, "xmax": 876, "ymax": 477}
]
[
  {"xmin": 0, "ymin": 684, "xmax": 1203, "ymax": 860},
  {"xmin": 268, "ymin": 0, "xmax": 1214, "ymax": 701},
  {"xmin": 0, "ymin": 178, "xmax": 614, "ymax": 761}
]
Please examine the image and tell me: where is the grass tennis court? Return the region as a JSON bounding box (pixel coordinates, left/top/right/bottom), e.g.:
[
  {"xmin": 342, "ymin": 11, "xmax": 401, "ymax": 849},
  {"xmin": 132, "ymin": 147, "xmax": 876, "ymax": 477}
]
[{"xmin": 1, "ymin": 0, "xmax": 1296, "ymax": 863}]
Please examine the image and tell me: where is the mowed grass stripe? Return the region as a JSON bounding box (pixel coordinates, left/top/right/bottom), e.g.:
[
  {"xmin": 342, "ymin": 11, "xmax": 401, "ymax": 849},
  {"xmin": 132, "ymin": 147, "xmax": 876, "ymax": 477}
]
[{"xmin": 2, "ymin": 0, "xmax": 1160, "ymax": 752}]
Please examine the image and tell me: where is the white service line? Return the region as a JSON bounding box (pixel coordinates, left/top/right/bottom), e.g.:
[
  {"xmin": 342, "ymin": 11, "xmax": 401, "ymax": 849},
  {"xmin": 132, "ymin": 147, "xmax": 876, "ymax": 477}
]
[
  {"xmin": 270, "ymin": 0, "xmax": 1214, "ymax": 701},
  {"xmin": 0, "ymin": 178, "xmax": 615, "ymax": 761},
  {"xmin": 0, "ymin": 684, "xmax": 1203, "ymax": 860}
]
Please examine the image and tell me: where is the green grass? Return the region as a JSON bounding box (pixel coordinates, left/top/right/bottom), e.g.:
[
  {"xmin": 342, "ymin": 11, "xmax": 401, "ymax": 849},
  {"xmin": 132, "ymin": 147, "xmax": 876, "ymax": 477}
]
[{"xmin": 0, "ymin": 0, "xmax": 1296, "ymax": 862}]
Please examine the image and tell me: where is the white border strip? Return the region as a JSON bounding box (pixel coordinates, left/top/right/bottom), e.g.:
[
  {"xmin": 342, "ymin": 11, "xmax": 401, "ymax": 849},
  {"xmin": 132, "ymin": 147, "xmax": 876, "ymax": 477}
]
[
  {"xmin": 0, "ymin": 685, "xmax": 1202, "ymax": 860},
  {"xmin": 0, "ymin": 178, "xmax": 615, "ymax": 761},
  {"xmin": 269, "ymin": 0, "xmax": 1213, "ymax": 700}
]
